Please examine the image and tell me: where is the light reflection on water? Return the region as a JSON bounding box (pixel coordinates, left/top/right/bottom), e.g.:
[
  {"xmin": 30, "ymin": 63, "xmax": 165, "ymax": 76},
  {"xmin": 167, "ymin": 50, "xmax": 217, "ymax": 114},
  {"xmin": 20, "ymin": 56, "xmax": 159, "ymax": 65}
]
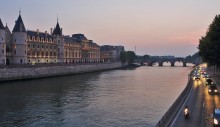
[{"xmin": 0, "ymin": 64, "xmax": 193, "ymax": 127}]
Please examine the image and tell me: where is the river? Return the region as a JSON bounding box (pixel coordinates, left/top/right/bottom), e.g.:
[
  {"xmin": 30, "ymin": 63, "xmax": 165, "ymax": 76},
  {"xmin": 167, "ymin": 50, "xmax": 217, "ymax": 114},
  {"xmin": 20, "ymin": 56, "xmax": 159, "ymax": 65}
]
[{"xmin": 0, "ymin": 63, "xmax": 193, "ymax": 127}]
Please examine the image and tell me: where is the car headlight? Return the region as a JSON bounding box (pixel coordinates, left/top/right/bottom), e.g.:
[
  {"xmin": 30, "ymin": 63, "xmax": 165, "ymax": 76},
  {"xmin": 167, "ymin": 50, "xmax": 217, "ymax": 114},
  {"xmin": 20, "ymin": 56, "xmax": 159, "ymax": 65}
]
[
  {"xmin": 214, "ymin": 118, "xmax": 218, "ymax": 125},
  {"xmin": 215, "ymin": 90, "xmax": 218, "ymax": 93},
  {"xmin": 209, "ymin": 89, "xmax": 211, "ymax": 92},
  {"xmin": 211, "ymin": 82, "xmax": 214, "ymax": 84}
]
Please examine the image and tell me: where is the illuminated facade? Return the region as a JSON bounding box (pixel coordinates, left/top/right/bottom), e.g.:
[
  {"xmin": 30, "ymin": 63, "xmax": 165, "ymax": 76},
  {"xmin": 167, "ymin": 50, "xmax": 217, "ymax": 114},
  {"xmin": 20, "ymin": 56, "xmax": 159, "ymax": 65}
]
[{"xmin": 0, "ymin": 13, "xmax": 100, "ymax": 65}]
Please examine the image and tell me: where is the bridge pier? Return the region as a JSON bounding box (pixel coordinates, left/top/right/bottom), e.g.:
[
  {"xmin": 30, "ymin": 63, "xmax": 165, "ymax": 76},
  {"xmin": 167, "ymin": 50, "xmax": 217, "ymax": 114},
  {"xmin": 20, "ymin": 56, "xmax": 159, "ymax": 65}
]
[
  {"xmin": 159, "ymin": 62, "xmax": 163, "ymax": 66},
  {"xmin": 171, "ymin": 62, "xmax": 175, "ymax": 66},
  {"xmin": 183, "ymin": 62, "xmax": 187, "ymax": 67},
  {"xmin": 148, "ymin": 62, "xmax": 153, "ymax": 66}
]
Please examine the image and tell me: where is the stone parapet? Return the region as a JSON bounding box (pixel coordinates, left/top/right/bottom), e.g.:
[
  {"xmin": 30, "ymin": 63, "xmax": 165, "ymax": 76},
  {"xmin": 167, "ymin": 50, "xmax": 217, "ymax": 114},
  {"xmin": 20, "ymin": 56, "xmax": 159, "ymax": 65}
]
[{"xmin": 0, "ymin": 62, "xmax": 123, "ymax": 81}]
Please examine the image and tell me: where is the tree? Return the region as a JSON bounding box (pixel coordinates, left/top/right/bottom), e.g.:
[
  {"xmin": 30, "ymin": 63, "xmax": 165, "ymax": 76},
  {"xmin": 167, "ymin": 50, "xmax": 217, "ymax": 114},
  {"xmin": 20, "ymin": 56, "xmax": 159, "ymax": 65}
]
[
  {"xmin": 126, "ymin": 51, "xmax": 136, "ymax": 64},
  {"xmin": 119, "ymin": 51, "xmax": 136, "ymax": 64},
  {"xmin": 120, "ymin": 51, "xmax": 127, "ymax": 63},
  {"xmin": 143, "ymin": 54, "xmax": 150, "ymax": 60},
  {"xmin": 198, "ymin": 15, "xmax": 220, "ymax": 66}
]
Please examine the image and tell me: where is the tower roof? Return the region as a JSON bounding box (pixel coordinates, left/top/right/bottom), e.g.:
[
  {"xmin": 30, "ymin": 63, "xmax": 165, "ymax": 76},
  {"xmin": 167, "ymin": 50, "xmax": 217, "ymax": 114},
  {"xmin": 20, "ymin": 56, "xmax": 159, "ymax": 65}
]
[
  {"xmin": 52, "ymin": 22, "xmax": 62, "ymax": 36},
  {"xmin": 0, "ymin": 18, "xmax": 4, "ymax": 30},
  {"xmin": 12, "ymin": 14, "xmax": 26, "ymax": 32}
]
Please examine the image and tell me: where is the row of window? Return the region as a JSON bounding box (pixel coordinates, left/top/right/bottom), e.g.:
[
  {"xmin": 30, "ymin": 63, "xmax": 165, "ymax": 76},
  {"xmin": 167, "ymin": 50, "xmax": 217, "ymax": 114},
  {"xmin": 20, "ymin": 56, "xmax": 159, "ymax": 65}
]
[
  {"xmin": 64, "ymin": 52, "xmax": 100, "ymax": 58},
  {"xmin": 28, "ymin": 36, "xmax": 55, "ymax": 43},
  {"xmin": 28, "ymin": 59, "xmax": 56, "ymax": 63},
  {"xmin": 27, "ymin": 51, "xmax": 57, "ymax": 57},
  {"xmin": 28, "ymin": 43, "xmax": 57, "ymax": 49}
]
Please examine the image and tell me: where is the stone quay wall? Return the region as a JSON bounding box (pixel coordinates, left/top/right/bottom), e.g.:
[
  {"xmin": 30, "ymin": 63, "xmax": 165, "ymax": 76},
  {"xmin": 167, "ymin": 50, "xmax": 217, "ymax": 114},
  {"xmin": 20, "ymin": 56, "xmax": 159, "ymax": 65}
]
[{"xmin": 0, "ymin": 62, "xmax": 123, "ymax": 82}]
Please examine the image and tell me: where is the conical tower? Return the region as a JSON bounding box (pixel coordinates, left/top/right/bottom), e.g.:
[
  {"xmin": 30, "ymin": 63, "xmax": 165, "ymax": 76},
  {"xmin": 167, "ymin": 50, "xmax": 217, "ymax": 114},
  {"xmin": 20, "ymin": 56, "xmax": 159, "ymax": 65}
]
[
  {"xmin": 0, "ymin": 18, "xmax": 6, "ymax": 65},
  {"xmin": 12, "ymin": 13, "xmax": 27, "ymax": 64}
]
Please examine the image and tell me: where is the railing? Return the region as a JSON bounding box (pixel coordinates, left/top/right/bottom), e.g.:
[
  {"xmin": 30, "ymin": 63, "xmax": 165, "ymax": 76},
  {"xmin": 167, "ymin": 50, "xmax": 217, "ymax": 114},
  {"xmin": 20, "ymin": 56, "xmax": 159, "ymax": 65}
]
[{"xmin": 154, "ymin": 71, "xmax": 193, "ymax": 127}]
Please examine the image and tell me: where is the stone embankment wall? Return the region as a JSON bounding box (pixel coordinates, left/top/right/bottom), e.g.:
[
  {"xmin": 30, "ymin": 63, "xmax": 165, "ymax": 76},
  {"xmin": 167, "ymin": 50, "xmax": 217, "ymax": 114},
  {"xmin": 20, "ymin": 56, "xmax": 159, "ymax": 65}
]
[{"xmin": 0, "ymin": 62, "xmax": 123, "ymax": 81}]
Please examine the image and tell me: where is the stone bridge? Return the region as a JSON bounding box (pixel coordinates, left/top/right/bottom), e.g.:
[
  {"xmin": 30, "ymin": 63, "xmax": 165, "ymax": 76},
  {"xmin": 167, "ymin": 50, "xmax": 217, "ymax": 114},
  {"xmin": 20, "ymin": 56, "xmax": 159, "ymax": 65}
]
[{"xmin": 143, "ymin": 57, "xmax": 189, "ymax": 67}]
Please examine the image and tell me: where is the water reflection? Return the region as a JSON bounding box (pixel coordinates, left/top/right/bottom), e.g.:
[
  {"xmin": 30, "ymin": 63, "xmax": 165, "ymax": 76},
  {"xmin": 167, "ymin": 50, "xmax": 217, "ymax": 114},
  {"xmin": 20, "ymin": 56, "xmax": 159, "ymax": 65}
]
[
  {"xmin": 0, "ymin": 66, "xmax": 192, "ymax": 127},
  {"xmin": 0, "ymin": 73, "xmax": 100, "ymax": 127}
]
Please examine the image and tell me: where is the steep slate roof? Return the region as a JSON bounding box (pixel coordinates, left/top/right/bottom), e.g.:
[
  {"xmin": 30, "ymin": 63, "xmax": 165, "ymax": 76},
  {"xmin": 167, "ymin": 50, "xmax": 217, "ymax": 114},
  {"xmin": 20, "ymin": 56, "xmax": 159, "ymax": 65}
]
[
  {"xmin": 52, "ymin": 22, "xmax": 62, "ymax": 36},
  {"xmin": 27, "ymin": 30, "xmax": 53, "ymax": 39},
  {"xmin": 12, "ymin": 14, "xmax": 26, "ymax": 32},
  {"xmin": 0, "ymin": 18, "xmax": 4, "ymax": 29},
  {"xmin": 71, "ymin": 34, "xmax": 87, "ymax": 42}
]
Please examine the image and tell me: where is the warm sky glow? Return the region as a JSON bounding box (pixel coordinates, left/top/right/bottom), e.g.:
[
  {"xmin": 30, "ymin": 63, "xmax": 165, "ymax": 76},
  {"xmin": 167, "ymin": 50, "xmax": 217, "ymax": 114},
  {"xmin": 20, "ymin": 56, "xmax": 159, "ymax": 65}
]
[{"xmin": 1, "ymin": 0, "xmax": 219, "ymax": 57}]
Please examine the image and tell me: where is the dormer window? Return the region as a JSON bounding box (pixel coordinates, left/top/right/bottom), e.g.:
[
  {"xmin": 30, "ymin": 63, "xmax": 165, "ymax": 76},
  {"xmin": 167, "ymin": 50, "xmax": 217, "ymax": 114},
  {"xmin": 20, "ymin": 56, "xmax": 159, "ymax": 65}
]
[
  {"xmin": 41, "ymin": 38, "xmax": 44, "ymax": 42},
  {"xmin": 32, "ymin": 36, "xmax": 35, "ymax": 41}
]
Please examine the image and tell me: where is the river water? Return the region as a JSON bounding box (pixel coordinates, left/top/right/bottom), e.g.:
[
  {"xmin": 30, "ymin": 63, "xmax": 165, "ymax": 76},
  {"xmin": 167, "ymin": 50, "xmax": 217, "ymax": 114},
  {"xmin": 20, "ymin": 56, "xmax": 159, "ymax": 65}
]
[{"xmin": 0, "ymin": 63, "xmax": 193, "ymax": 127}]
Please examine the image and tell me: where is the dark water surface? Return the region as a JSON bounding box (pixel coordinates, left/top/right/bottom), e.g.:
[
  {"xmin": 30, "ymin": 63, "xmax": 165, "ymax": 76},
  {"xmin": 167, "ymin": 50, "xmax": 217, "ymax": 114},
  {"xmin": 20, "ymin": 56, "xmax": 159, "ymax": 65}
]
[{"xmin": 0, "ymin": 65, "xmax": 193, "ymax": 127}]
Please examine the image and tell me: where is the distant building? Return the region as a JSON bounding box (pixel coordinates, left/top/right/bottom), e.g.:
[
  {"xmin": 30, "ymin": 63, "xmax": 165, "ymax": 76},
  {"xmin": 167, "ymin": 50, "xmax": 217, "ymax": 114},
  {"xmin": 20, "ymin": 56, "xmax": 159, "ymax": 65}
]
[
  {"xmin": 0, "ymin": 19, "xmax": 6, "ymax": 65},
  {"xmin": 0, "ymin": 13, "xmax": 100, "ymax": 65},
  {"xmin": 100, "ymin": 45, "xmax": 124, "ymax": 62}
]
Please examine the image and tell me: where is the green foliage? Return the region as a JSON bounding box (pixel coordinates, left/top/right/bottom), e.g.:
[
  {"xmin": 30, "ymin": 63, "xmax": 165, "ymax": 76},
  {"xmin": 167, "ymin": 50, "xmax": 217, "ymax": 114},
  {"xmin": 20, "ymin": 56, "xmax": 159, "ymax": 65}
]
[
  {"xmin": 119, "ymin": 51, "xmax": 136, "ymax": 64},
  {"xmin": 185, "ymin": 52, "xmax": 201, "ymax": 62},
  {"xmin": 120, "ymin": 51, "xmax": 127, "ymax": 63},
  {"xmin": 143, "ymin": 54, "xmax": 150, "ymax": 60},
  {"xmin": 126, "ymin": 51, "xmax": 136, "ymax": 63},
  {"xmin": 198, "ymin": 15, "xmax": 220, "ymax": 66}
]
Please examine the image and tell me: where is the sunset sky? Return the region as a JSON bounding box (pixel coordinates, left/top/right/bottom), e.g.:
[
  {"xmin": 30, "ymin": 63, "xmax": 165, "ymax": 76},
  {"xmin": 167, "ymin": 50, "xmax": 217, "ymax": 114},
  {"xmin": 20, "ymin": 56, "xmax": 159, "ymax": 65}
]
[{"xmin": 1, "ymin": 0, "xmax": 219, "ymax": 57}]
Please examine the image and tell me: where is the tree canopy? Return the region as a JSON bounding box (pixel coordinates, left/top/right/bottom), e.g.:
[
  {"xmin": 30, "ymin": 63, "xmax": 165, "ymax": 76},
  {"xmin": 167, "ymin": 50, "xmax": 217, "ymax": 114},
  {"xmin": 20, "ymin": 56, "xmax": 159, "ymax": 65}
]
[
  {"xmin": 198, "ymin": 15, "xmax": 220, "ymax": 66},
  {"xmin": 120, "ymin": 51, "xmax": 136, "ymax": 64}
]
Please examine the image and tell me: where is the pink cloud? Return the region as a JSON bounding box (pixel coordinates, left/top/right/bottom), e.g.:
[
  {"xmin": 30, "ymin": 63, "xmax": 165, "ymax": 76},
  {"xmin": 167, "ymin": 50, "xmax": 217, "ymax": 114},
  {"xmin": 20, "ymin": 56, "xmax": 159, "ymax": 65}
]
[{"xmin": 168, "ymin": 28, "xmax": 207, "ymax": 45}]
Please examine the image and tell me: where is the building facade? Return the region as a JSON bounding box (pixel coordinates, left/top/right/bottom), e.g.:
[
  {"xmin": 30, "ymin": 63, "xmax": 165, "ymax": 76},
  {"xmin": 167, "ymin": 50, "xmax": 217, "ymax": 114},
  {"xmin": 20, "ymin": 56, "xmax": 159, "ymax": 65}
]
[
  {"xmin": 0, "ymin": 19, "xmax": 6, "ymax": 65},
  {"xmin": 100, "ymin": 45, "xmax": 124, "ymax": 62},
  {"xmin": 0, "ymin": 13, "xmax": 101, "ymax": 65}
]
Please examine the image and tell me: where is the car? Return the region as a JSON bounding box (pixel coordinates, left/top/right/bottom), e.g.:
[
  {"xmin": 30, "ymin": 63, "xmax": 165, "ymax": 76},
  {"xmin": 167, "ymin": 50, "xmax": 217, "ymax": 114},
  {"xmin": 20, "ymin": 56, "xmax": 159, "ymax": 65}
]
[
  {"xmin": 208, "ymin": 85, "xmax": 218, "ymax": 95},
  {"xmin": 206, "ymin": 78, "xmax": 214, "ymax": 86},
  {"xmin": 203, "ymin": 73, "xmax": 209, "ymax": 78},
  {"xmin": 194, "ymin": 75, "xmax": 200, "ymax": 80},
  {"xmin": 213, "ymin": 109, "xmax": 220, "ymax": 126}
]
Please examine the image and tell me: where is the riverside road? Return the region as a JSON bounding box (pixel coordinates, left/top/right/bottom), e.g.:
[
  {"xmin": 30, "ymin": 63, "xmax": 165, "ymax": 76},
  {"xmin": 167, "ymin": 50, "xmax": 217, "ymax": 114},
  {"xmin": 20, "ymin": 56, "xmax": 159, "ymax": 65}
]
[{"xmin": 170, "ymin": 73, "xmax": 220, "ymax": 127}]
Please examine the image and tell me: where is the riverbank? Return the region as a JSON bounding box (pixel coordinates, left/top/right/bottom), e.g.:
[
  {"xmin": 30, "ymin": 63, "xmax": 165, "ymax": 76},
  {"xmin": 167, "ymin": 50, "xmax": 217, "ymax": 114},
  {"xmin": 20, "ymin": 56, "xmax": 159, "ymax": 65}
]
[{"xmin": 0, "ymin": 62, "xmax": 123, "ymax": 82}]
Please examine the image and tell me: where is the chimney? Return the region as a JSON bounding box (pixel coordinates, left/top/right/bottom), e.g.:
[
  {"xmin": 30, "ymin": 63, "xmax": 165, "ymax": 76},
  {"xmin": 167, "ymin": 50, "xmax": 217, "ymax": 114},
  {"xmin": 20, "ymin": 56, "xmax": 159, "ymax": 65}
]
[
  {"xmin": 51, "ymin": 28, "xmax": 53, "ymax": 34},
  {"xmin": 37, "ymin": 29, "xmax": 39, "ymax": 34},
  {"xmin": 45, "ymin": 31, "xmax": 47, "ymax": 36},
  {"xmin": 61, "ymin": 28, "xmax": 62, "ymax": 35}
]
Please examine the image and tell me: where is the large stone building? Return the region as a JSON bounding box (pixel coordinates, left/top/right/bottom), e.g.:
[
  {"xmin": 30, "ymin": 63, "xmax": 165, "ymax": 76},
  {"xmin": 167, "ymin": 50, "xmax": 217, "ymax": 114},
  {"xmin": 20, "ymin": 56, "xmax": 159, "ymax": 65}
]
[
  {"xmin": 0, "ymin": 13, "xmax": 100, "ymax": 65},
  {"xmin": 100, "ymin": 45, "xmax": 124, "ymax": 62}
]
